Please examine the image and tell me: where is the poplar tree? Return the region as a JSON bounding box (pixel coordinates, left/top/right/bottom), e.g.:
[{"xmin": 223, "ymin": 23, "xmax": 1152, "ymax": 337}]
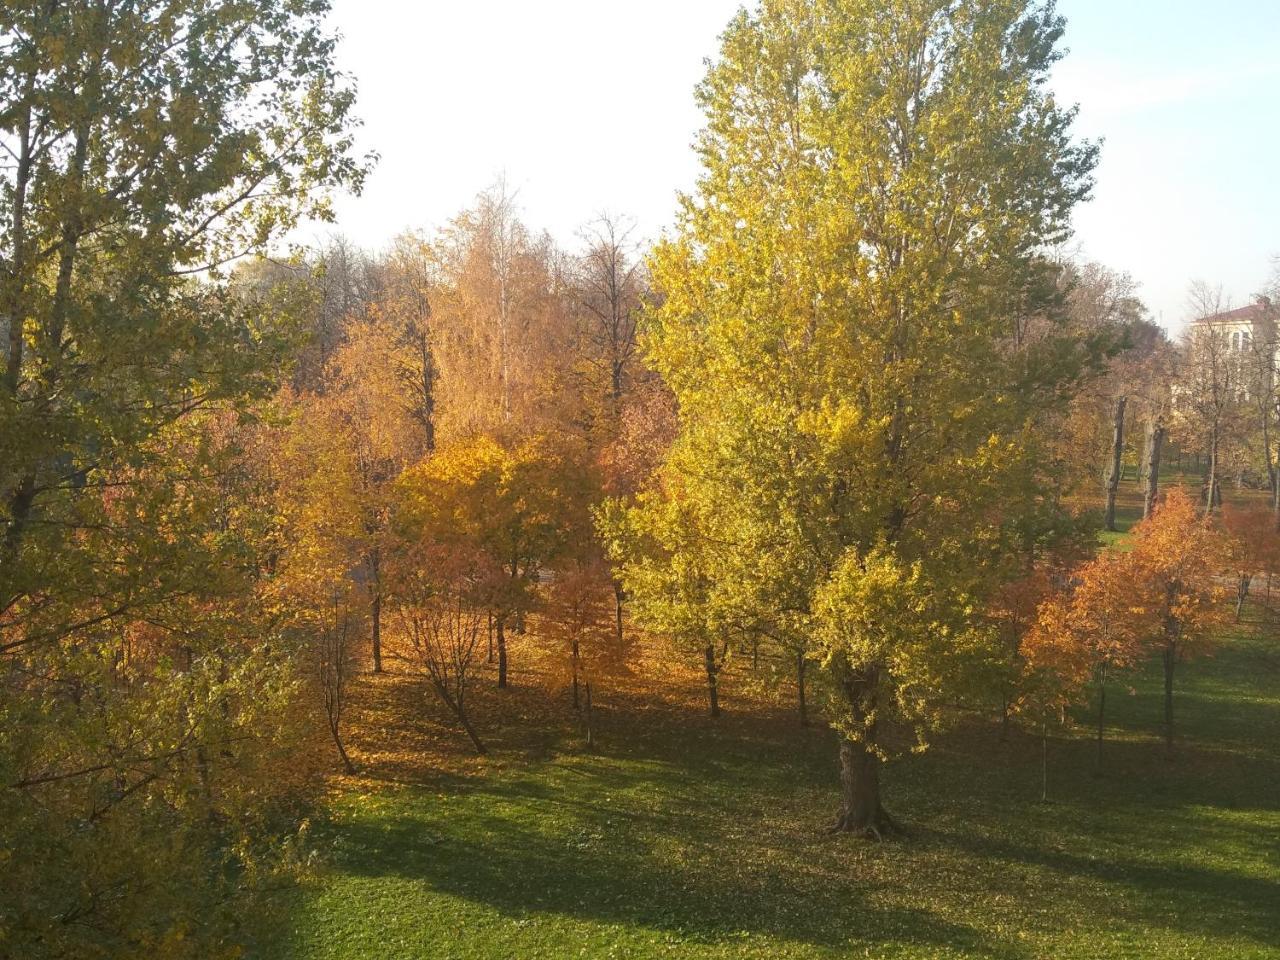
[{"xmin": 609, "ymin": 0, "xmax": 1099, "ymax": 836}]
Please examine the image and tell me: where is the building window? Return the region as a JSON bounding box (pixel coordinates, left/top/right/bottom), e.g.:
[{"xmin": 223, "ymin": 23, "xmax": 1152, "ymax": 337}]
[
  {"xmin": 1232, "ymin": 331, "xmax": 1240, "ymax": 351},
  {"xmin": 1243, "ymin": 331, "xmax": 1252, "ymax": 351}
]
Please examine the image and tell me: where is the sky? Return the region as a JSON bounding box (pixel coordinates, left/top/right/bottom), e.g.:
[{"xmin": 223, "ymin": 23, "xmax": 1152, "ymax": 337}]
[{"xmin": 315, "ymin": 0, "xmax": 1280, "ymax": 333}]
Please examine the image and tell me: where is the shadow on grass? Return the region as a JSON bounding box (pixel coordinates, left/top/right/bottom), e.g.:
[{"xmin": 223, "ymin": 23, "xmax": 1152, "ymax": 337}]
[
  {"xmin": 326, "ymin": 793, "xmax": 1016, "ymax": 958},
  {"xmin": 268, "ymin": 631, "xmax": 1279, "ymax": 958}
]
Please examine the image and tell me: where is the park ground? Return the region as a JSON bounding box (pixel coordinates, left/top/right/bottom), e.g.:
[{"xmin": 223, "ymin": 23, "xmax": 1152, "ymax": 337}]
[{"xmin": 253, "ymin": 547, "xmax": 1280, "ymax": 960}]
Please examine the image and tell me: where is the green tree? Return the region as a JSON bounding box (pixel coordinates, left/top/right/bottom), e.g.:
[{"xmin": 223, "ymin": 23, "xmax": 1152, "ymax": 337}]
[
  {"xmin": 0, "ymin": 2, "xmax": 365, "ymax": 953},
  {"xmin": 607, "ymin": 0, "xmax": 1099, "ymax": 837}
]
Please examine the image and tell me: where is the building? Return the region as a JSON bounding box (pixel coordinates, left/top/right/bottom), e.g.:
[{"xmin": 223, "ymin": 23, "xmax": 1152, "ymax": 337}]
[{"xmin": 1189, "ymin": 295, "xmax": 1278, "ymax": 361}]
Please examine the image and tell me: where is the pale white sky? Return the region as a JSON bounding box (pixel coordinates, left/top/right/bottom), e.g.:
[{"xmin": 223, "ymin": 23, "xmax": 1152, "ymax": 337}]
[{"xmin": 314, "ymin": 0, "xmax": 1280, "ymax": 332}]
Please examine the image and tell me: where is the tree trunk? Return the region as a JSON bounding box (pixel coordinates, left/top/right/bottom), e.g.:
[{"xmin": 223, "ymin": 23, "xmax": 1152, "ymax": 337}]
[
  {"xmin": 584, "ymin": 679, "xmax": 595, "ymax": 750},
  {"xmin": 1236, "ymin": 575, "xmax": 1251, "ymax": 622},
  {"xmin": 370, "ymin": 592, "xmax": 383, "ymax": 674},
  {"xmin": 703, "ymin": 644, "xmax": 720, "ymax": 717},
  {"xmin": 330, "ymin": 719, "xmax": 356, "ymax": 774},
  {"xmin": 1095, "ymin": 669, "xmax": 1107, "ymax": 773},
  {"xmin": 1205, "ymin": 429, "xmax": 1221, "ymax": 518},
  {"xmin": 1040, "ymin": 724, "xmax": 1049, "ymax": 803},
  {"xmin": 797, "ymin": 651, "xmax": 808, "ymax": 727},
  {"xmin": 431, "ymin": 684, "xmax": 487, "ymax": 754},
  {"xmin": 1142, "ymin": 422, "xmax": 1165, "ymax": 520},
  {"xmin": 456, "ymin": 705, "xmax": 487, "ymax": 755},
  {"xmin": 1104, "ymin": 395, "xmax": 1127, "ymax": 531},
  {"xmin": 1163, "ymin": 643, "xmax": 1176, "ymax": 757},
  {"xmin": 1273, "ymin": 427, "xmax": 1280, "ymax": 530},
  {"xmin": 497, "ymin": 617, "xmax": 508, "ymax": 689},
  {"xmin": 613, "ymin": 582, "xmax": 625, "ymax": 646},
  {"xmin": 830, "ymin": 670, "xmax": 897, "ymax": 838},
  {"xmin": 571, "ymin": 638, "xmax": 581, "ymax": 711}
]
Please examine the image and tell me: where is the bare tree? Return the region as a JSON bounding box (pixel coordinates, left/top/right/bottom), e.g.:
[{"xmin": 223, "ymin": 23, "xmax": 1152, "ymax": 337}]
[
  {"xmin": 391, "ymin": 544, "xmax": 495, "ymax": 755},
  {"xmin": 316, "ymin": 589, "xmax": 359, "ymax": 774},
  {"xmin": 574, "ymin": 215, "xmax": 646, "ymax": 415},
  {"xmin": 1178, "ymin": 282, "xmax": 1242, "ymax": 517}
]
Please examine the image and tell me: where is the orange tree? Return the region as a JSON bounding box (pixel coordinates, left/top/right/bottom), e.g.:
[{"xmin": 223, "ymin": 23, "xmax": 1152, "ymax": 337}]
[
  {"xmin": 1129, "ymin": 488, "xmax": 1228, "ymax": 755},
  {"xmin": 1033, "ymin": 549, "xmax": 1148, "ymax": 771},
  {"xmin": 1219, "ymin": 502, "xmax": 1278, "ymax": 622}
]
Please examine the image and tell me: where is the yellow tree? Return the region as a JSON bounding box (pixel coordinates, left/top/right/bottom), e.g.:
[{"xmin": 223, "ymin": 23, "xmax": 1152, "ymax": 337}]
[
  {"xmin": 274, "ymin": 395, "xmax": 370, "ymax": 772},
  {"xmin": 313, "ymin": 319, "xmax": 426, "ymax": 672},
  {"xmin": 607, "ymin": 0, "xmax": 1100, "ymax": 836},
  {"xmin": 396, "ymin": 435, "xmax": 592, "ymax": 689}
]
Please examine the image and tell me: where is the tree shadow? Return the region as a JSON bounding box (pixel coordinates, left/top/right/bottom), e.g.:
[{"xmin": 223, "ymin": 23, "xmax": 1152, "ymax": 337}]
[{"xmin": 325, "ymin": 793, "xmax": 1020, "ymax": 958}]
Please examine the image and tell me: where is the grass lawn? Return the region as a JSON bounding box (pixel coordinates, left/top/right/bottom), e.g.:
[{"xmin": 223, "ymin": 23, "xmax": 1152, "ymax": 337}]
[{"xmin": 255, "ymin": 624, "xmax": 1280, "ymax": 960}]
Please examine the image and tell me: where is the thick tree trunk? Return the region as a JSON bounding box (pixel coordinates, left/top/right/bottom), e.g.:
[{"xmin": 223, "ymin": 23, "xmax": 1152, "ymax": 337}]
[
  {"xmin": 1142, "ymin": 422, "xmax": 1165, "ymax": 520},
  {"xmin": 1205, "ymin": 429, "xmax": 1221, "ymax": 518},
  {"xmin": 797, "ymin": 651, "xmax": 808, "ymax": 728},
  {"xmin": 1105, "ymin": 395, "xmax": 1127, "ymax": 531},
  {"xmin": 1274, "ymin": 455, "xmax": 1280, "ymax": 532},
  {"xmin": 1236, "ymin": 575, "xmax": 1251, "ymax": 622},
  {"xmin": 497, "ymin": 617, "xmax": 508, "ymax": 689},
  {"xmin": 1163, "ymin": 643, "xmax": 1176, "ymax": 757},
  {"xmin": 830, "ymin": 670, "xmax": 897, "ymax": 838},
  {"xmin": 703, "ymin": 644, "xmax": 720, "ymax": 717}
]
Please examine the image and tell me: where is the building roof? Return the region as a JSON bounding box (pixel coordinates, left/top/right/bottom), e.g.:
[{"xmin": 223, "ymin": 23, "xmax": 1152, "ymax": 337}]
[{"xmin": 1192, "ymin": 296, "xmax": 1275, "ymax": 325}]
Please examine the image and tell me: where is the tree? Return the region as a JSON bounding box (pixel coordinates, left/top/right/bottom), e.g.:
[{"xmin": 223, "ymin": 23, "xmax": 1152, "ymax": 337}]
[
  {"xmin": 322, "ymin": 319, "xmax": 427, "ymax": 672},
  {"xmin": 1177, "ymin": 283, "xmax": 1245, "ymax": 516},
  {"xmin": 1103, "ymin": 394, "xmax": 1127, "ymax": 531},
  {"xmin": 388, "ymin": 541, "xmax": 496, "ymax": 755},
  {"xmin": 1035, "ymin": 549, "xmax": 1147, "ymax": 771},
  {"xmin": 313, "ymin": 585, "xmax": 362, "ymax": 774},
  {"xmin": 1131, "ymin": 488, "xmax": 1228, "ymax": 755},
  {"xmin": 1018, "ymin": 587, "xmax": 1095, "ymax": 801},
  {"xmin": 0, "ymin": 3, "xmax": 365, "ymax": 953},
  {"xmin": 544, "ymin": 560, "xmax": 637, "ymax": 748},
  {"xmin": 608, "ymin": 0, "xmax": 1099, "ymax": 837},
  {"xmin": 1220, "ymin": 503, "xmax": 1275, "ymax": 621},
  {"xmin": 377, "ymin": 233, "xmax": 441, "ymax": 453},
  {"xmin": 396, "ymin": 435, "xmax": 590, "ymax": 689},
  {"xmin": 574, "ymin": 214, "xmax": 646, "ymax": 421},
  {"xmin": 429, "ymin": 184, "xmax": 572, "ymax": 440}
]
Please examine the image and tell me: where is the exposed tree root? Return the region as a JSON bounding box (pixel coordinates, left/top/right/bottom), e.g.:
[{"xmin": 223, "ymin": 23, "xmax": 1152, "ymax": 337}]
[{"xmin": 827, "ymin": 808, "xmax": 903, "ymax": 840}]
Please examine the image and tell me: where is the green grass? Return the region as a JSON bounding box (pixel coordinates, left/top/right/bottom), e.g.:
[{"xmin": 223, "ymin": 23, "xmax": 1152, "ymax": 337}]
[{"xmin": 256, "ymin": 631, "xmax": 1280, "ymax": 960}]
